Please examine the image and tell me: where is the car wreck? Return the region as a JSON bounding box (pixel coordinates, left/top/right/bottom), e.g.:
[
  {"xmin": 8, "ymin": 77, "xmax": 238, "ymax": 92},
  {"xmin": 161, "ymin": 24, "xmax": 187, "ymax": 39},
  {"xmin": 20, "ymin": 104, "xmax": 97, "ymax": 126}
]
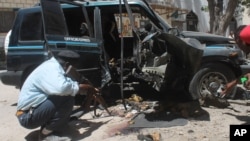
[{"xmin": 1, "ymin": 0, "xmax": 249, "ymax": 108}]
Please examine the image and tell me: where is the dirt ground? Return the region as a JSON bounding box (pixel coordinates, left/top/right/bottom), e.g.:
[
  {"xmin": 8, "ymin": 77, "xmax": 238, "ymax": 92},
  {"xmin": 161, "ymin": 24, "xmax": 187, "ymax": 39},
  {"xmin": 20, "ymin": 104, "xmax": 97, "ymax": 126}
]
[{"xmin": 1, "ymin": 76, "xmax": 250, "ymax": 141}]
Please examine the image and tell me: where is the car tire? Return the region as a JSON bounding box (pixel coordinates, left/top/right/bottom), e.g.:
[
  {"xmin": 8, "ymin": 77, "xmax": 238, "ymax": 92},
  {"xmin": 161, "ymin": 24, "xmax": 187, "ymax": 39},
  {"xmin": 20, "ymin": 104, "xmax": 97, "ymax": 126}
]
[{"xmin": 189, "ymin": 63, "xmax": 236, "ymax": 101}]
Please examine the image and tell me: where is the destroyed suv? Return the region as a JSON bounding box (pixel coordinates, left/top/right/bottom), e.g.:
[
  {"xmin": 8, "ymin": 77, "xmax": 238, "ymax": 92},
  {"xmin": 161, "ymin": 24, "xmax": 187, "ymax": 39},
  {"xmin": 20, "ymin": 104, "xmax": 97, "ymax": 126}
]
[{"xmin": 1, "ymin": 0, "xmax": 249, "ymax": 101}]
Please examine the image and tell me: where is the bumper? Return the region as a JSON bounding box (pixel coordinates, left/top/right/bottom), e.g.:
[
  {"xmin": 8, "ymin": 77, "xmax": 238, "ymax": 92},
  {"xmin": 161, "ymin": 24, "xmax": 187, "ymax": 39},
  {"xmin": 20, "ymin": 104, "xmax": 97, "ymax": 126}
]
[{"xmin": 0, "ymin": 70, "xmax": 22, "ymax": 88}]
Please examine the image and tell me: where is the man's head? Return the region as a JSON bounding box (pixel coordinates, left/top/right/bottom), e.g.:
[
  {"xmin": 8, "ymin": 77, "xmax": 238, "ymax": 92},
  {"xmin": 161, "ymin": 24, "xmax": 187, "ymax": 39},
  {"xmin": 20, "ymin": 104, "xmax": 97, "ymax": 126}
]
[
  {"xmin": 234, "ymin": 25, "xmax": 250, "ymax": 54},
  {"xmin": 80, "ymin": 22, "xmax": 89, "ymax": 36},
  {"xmin": 56, "ymin": 50, "xmax": 80, "ymax": 69}
]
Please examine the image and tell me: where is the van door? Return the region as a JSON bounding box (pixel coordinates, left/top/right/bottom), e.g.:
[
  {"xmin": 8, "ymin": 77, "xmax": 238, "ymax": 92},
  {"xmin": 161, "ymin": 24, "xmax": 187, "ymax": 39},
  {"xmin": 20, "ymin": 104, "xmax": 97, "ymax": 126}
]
[{"xmin": 40, "ymin": 0, "xmax": 102, "ymax": 86}]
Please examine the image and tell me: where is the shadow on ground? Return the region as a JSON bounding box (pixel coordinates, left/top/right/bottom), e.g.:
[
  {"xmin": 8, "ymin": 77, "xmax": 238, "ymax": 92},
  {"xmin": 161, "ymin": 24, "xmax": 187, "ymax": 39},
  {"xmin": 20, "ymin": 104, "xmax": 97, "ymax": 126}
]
[
  {"xmin": 128, "ymin": 106, "xmax": 210, "ymax": 128},
  {"xmin": 224, "ymin": 113, "xmax": 250, "ymax": 125},
  {"xmin": 24, "ymin": 119, "xmax": 111, "ymax": 141}
]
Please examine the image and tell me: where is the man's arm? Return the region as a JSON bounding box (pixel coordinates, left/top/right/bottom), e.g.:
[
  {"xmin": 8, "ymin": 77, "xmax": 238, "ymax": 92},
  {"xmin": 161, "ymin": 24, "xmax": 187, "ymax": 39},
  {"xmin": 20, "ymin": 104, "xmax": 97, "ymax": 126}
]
[
  {"xmin": 78, "ymin": 84, "xmax": 99, "ymax": 95},
  {"xmin": 221, "ymin": 73, "xmax": 250, "ymax": 96},
  {"xmin": 221, "ymin": 79, "xmax": 238, "ymax": 97}
]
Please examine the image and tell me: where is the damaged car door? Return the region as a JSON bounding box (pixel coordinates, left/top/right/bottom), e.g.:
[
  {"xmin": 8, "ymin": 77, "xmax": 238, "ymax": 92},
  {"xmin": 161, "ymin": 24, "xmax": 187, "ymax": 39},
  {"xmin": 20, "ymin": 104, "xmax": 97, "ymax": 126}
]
[{"xmin": 40, "ymin": 0, "xmax": 103, "ymax": 87}]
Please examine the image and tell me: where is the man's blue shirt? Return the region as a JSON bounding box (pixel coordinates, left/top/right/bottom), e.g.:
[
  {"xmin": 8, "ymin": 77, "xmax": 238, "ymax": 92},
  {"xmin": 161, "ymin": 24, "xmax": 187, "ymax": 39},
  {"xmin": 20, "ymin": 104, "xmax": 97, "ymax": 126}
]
[{"xmin": 17, "ymin": 57, "xmax": 79, "ymax": 111}]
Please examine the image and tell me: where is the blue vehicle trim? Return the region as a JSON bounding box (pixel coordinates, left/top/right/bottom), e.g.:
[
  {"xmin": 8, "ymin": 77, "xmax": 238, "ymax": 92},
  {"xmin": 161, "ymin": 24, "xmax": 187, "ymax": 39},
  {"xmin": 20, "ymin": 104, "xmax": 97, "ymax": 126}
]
[
  {"xmin": 47, "ymin": 41, "xmax": 99, "ymax": 47},
  {"xmin": 8, "ymin": 46, "xmax": 44, "ymax": 50}
]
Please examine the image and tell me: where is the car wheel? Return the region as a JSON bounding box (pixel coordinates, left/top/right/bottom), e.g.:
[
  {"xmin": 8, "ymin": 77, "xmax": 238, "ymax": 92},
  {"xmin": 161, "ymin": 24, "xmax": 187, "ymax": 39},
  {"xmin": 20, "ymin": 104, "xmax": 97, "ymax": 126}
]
[{"xmin": 189, "ymin": 63, "xmax": 236, "ymax": 100}]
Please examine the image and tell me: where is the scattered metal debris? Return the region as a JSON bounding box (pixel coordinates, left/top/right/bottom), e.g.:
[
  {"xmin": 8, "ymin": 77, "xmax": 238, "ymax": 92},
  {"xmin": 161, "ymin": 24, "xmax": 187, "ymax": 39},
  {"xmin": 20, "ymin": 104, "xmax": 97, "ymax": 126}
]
[{"xmin": 137, "ymin": 132, "xmax": 162, "ymax": 141}]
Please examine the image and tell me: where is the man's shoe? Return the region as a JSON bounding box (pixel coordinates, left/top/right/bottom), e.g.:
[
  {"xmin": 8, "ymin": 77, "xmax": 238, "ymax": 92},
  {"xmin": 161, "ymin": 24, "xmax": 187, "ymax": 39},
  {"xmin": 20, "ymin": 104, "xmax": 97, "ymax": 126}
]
[
  {"xmin": 70, "ymin": 107, "xmax": 85, "ymax": 120},
  {"xmin": 39, "ymin": 133, "xmax": 71, "ymax": 141}
]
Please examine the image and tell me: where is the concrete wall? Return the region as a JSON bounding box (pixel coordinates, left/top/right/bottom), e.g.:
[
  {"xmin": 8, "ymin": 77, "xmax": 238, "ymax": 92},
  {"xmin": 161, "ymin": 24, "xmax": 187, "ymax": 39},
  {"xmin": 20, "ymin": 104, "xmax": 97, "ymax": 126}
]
[
  {"xmin": 0, "ymin": 0, "xmax": 38, "ymax": 8},
  {"xmin": 0, "ymin": 0, "xmax": 39, "ymax": 48}
]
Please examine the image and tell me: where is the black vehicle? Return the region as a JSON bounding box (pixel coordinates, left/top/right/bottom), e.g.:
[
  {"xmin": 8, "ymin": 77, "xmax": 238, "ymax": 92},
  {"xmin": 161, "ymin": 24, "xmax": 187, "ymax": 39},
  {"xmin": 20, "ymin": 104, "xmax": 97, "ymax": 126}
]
[{"xmin": 1, "ymin": 0, "xmax": 249, "ymax": 102}]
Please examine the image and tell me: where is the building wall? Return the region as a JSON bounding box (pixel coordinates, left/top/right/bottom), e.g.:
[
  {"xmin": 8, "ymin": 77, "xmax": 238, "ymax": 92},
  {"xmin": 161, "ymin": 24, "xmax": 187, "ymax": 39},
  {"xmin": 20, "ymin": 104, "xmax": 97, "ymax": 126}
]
[
  {"xmin": 0, "ymin": 0, "xmax": 39, "ymax": 33},
  {"xmin": 173, "ymin": 0, "xmax": 210, "ymax": 33},
  {"xmin": 0, "ymin": 0, "xmax": 38, "ymax": 48},
  {"xmin": 0, "ymin": 0, "xmax": 38, "ymax": 9},
  {"xmin": 163, "ymin": 0, "xmax": 244, "ymax": 37},
  {"xmin": 242, "ymin": 6, "xmax": 250, "ymax": 25},
  {"xmin": 150, "ymin": 0, "xmax": 211, "ymax": 33}
]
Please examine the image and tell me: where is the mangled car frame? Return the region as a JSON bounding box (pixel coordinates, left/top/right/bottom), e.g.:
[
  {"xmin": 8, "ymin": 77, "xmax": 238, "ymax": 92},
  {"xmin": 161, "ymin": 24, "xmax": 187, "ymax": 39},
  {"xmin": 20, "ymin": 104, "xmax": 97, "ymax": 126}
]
[{"xmin": 1, "ymin": 0, "xmax": 249, "ymax": 102}]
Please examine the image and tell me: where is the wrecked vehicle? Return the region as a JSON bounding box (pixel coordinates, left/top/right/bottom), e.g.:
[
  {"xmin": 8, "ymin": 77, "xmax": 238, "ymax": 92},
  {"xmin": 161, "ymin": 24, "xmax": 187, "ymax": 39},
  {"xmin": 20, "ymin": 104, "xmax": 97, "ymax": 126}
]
[{"xmin": 0, "ymin": 0, "xmax": 249, "ymax": 103}]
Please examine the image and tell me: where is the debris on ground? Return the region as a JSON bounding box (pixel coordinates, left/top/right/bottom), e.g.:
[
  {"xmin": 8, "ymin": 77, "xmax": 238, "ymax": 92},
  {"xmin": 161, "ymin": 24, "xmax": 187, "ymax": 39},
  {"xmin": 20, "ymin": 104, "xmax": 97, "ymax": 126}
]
[
  {"xmin": 199, "ymin": 94, "xmax": 230, "ymax": 108},
  {"xmin": 199, "ymin": 86, "xmax": 250, "ymax": 108},
  {"xmin": 137, "ymin": 132, "xmax": 162, "ymax": 141},
  {"xmin": 108, "ymin": 93, "xmax": 206, "ymax": 120},
  {"xmin": 128, "ymin": 94, "xmax": 143, "ymax": 102}
]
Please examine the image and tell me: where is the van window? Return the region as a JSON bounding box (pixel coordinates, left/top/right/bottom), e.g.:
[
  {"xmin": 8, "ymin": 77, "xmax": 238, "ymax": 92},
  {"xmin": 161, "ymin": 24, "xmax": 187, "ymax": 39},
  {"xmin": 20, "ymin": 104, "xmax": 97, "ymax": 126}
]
[
  {"xmin": 100, "ymin": 6, "xmax": 157, "ymax": 59},
  {"xmin": 63, "ymin": 7, "xmax": 87, "ymax": 37},
  {"xmin": 19, "ymin": 12, "xmax": 44, "ymax": 41}
]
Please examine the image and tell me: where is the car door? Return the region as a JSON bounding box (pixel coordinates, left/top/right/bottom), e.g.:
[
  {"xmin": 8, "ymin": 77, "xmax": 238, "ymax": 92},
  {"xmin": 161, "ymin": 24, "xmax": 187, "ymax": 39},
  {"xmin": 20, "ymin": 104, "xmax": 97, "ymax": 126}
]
[{"xmin": 40, "ymin": 0, "xmax": 103, "ymax": 87}]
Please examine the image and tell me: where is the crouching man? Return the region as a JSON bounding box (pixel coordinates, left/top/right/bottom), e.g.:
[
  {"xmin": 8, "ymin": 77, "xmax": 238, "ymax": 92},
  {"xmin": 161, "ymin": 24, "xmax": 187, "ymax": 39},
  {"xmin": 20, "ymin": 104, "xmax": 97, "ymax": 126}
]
[{"xmin": 16, "ymin": 50, "xmax": 98, "ymax": 141}]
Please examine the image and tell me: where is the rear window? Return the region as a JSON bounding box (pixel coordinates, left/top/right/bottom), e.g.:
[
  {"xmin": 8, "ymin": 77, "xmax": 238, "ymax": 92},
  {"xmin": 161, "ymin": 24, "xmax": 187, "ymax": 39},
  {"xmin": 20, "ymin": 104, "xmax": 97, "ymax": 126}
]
[{"xmin": 19, "ymin": 12, "xmax": 44, "ymax": 41}]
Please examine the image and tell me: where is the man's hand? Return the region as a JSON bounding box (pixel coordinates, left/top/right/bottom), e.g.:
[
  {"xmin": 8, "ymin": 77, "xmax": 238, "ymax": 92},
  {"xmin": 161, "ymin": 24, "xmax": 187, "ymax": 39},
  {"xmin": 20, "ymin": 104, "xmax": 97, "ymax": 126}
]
[
  {"xmin": 220, "ymin": 79, "xmax": 238, "ymax": 97},
  {"xmin": 79, "ymin": 84, "xmax": 99, "ymax": 95},
  {"xmin": 79, "ymin": 84, "xmax": 106, "ymax": 114}
]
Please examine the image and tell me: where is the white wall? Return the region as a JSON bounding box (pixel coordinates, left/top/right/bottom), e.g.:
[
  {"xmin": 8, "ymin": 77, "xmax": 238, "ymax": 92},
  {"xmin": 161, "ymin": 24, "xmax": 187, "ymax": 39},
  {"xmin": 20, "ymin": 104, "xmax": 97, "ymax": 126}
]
[
  {"xmin": 171, "ymin": 0, "xmax": 250, "ymax": 36},
  {"xmin": 242, "ymin": 7, "xmax": 250, "ymax": 25},
  {"xmin": 173, "ymin": 0, "xmax": 210, "ymax": 32}
]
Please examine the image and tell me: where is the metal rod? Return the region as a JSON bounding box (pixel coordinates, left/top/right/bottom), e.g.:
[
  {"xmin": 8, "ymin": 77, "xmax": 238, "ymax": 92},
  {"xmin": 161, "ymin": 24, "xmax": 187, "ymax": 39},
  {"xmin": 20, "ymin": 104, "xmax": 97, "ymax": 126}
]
[{"xmin": 119, "ymin": 0, "xmax": 127, "ymax": 111}]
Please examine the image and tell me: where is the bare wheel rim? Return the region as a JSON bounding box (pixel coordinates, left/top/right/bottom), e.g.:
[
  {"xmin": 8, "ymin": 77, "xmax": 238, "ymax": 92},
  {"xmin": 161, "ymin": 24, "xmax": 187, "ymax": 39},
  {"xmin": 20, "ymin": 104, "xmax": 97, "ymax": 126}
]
[{"xmin": 199, "ymin": 71, "xmax": 228, "ymax": 97}]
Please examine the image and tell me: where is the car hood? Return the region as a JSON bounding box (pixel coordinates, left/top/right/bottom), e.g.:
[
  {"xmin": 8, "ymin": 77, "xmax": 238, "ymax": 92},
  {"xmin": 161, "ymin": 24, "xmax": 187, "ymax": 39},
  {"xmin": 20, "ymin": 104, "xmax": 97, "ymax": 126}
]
[{"xmin": 181, "ymin": 31, "xmax": 234, "ymax": 44}]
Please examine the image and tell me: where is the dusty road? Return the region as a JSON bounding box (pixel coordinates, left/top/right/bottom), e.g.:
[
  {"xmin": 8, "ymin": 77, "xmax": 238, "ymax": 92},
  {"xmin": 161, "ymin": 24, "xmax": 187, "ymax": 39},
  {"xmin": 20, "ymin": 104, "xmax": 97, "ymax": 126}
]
[{"xmin": 1, "ymin": 71, "xmax": 250, "ymax": 141}]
